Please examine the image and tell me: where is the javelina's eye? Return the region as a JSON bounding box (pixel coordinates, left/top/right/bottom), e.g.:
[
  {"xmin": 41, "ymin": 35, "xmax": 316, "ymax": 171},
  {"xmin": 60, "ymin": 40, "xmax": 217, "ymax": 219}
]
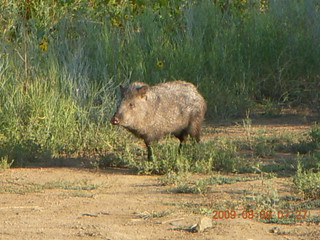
[{"xmin": 129, "ymin": 103, "xmax": 135, "ymax": 108}]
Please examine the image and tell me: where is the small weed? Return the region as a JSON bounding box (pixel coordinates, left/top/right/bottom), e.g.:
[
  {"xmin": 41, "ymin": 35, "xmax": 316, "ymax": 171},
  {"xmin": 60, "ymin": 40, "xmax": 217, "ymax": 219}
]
[
  {"xmin": 291, "ymin": 124, "xmax": 320, "ymax": 154},
  {"xmin": 260, "ymin": 162, "xmax": 295, "ymax": 174},
  {"xmin": 242, "ymin": 182, "xmax": 280, "ymax": 214},
  {"xmin": 260, "ymin": 98, "xmax": 281, "ymax": 117},
  {"xmin": 136, "ymin": 210, "xmax": 171, "ymax": 219},
  {"xmin": 291, "ymin": 141, "xmax": 315, "ymax": 154},
  {"xmin": 253, "ymin": 140, "xmax": 275, "ymax": 158},
  {"xmin": 43, "ymin": 179, "xmax": 100, "ymax": 191},
  {"xmin": 201, "ymin": 175, "xmax": 260, "ymax": 185},
  {"xmin": 279, "ymin": 197, "xmax": 320, "ymax": 222},
  {"xmin": 166, "ymin": 175, "xmax": 260, "ymax": 195},
  {"xmin": 293, "ymin": 162, "xmax": 320, "ymax": 200},
  {"xmin": 0, "ymin": 182, "xmax": 43, "ymax": 194},
  {"xmin": 242, "ymin": 110, "xmax": 253, "ymax": 148},
  {"xmin": 123, "ymin": 139, "xmax": 235, "ymax": 174},
  {"xmin": 159, "ymin": 171, "xmax": 190, "ymax": 186},
  {"xmin": 169, "ymin": 184, "xmax": 205, "ymax": 194},
  {"xmin": 0, "ymin": 178, "xmax": 101, "ymax": 194},
  {"xmin": 299, "ymin": 152, "xmax": 320, "ymax": 171},
  {"xmin": 91, "ymin": 152, "xmax": 125, "ymax": 169},
  {"xmin": 261, "ymin": 215, "xmax": 304, "ymax": 224},
  {"xmin": 310, "ymin": 124, "xmax": 320, "ymax": 148},
  {"xmin": 294, "ymin": 199, "xmax": 320, "ymax": 210},
  {"xmin": 213, "ymin": 146, "xmax": 240, "ymax": 172},
  {"xmin": 261, "ymin": 209, "xmax": 319, "ymax": 224},
  {"xmin": 237, "ymin": 159, "xmax": 262, "ymax": 173},
  {"xmin": 239, "ymin": 175, "xmax": 320, "ymax": 224},
  {"xmin": 69, "ymin": 191, "xmax": 94, "ymax": 198},
  {"xmin": 0, "ymin": 156, "xmax": 13, "ymax": 170},
  {"xmin": 179, "ymin": 200, "xmax": 238, "ymax": 215}
]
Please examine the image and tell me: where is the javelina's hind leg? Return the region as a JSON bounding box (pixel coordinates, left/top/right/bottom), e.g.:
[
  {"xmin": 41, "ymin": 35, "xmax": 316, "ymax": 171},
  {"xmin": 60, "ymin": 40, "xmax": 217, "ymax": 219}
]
[
  {"xmin": 175, "ymin": 130, "xmax": 188, "ymax": 153},
  {"xmin": 188, "ymin": 117, "xmax": 202, "ymax": 143}
]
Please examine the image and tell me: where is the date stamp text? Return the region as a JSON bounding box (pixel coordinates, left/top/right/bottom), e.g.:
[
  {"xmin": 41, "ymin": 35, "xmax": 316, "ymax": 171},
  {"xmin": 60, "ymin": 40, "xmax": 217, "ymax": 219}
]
[{"xmin": 212, "ymin": 210, "xmax": 309, "ymax": 220}]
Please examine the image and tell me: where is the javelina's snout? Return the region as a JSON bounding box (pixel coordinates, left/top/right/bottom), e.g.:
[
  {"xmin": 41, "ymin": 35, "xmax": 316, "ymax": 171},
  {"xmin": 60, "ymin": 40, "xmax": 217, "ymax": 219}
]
[{"xmin": 110, "ymin": 114, "xmax": 120, "ymax": 125}]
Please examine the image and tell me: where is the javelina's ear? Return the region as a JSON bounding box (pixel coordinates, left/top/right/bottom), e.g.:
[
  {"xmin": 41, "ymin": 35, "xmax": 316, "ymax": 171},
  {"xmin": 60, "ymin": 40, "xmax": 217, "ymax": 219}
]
[
  {"xmin": 137, "ymin": 86, "xmax": 149, "ymax": 98},
  {"xmin": 120, "ymin": 85, "xmax": 127, "ymax": 98}
]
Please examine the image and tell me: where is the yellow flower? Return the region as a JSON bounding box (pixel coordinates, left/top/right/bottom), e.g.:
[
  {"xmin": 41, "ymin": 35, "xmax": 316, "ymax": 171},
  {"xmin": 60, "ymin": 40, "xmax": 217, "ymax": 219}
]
[
  {"xmin": 156, "ymin": 60, "xmax": 164, "ymax": 68},
  {"xmin": 260, "ymin": 0, "xmax": 268, "ymax": 12},
  {"xmin": 39, "ymin": 39, "xmax": 48, "ymax": 52}
]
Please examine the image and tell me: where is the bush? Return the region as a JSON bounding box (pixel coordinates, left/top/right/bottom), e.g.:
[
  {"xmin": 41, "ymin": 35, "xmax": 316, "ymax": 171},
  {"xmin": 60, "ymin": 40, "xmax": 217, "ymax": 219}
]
[
  {"xmin": 1, "ymin": 0, "xmax": 320, "ymax": 165},
  {"xmin": 293, "ymin": 162, "xmax": 320, "ymax": 199}
]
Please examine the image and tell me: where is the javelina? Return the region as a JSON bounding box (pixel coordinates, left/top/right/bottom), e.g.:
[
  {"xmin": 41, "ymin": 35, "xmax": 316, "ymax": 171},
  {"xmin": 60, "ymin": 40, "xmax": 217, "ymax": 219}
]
[{"xmin": 110, "ymin": 80, "xmax": 206, "ymax": 160}]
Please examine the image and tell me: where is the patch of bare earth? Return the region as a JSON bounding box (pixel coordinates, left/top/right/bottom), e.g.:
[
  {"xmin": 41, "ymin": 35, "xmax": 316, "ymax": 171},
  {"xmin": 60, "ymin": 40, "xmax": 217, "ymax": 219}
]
[{"xmin": 1, "ymin": 115, "xmax": 319, "ymax": 240}]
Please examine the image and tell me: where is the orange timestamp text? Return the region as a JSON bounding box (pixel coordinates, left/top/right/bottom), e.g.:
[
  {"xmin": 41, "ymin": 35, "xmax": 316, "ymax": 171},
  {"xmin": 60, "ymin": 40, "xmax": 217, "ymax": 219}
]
[{"xmin": 212, "ymin": 210, "xmax": 309, "ymax": 220}]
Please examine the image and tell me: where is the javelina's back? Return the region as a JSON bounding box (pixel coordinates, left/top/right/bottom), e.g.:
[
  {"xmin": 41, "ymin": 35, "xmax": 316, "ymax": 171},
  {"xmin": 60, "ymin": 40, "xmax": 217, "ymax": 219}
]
[
  {"xmin": 148, "ymin": 81, "xmax": 206, "ymax": 137},
  {"xmin": 111, "ymin": 80, "xmax": 206, "ymax": 160}
]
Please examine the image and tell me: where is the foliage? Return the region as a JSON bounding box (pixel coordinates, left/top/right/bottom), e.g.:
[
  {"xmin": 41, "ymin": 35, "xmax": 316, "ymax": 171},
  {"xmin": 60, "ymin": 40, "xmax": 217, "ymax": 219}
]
[
  {"xmin": 293, "ymin": 162, "xmax": 320, "ymax": 199},
  {"xmin": 292, "ymin": 125, "xmax": 320, "ymax": 200},
  {"xmin": 0, "ymin": 0, "xmax": 320, "ymax": 166},
  {"xmin": 115, "ymin": 139, "xmax": 240, "ymax": 174},
  {"xmin": 0, "ymin": 156, "xmax": 13, "ymax": 170}
]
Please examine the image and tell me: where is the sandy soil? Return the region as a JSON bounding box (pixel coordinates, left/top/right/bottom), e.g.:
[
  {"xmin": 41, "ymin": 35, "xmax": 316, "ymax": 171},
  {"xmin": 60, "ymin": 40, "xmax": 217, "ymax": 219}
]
[{"xmin": 0, "ymin": 115, "xmax": 319, "ymax": 240}]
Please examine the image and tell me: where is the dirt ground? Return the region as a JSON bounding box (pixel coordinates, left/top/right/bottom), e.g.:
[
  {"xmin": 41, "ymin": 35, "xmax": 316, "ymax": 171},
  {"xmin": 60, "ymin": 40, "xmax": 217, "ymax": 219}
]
[{"xmin": 1, "ymin": 114, "xmax": 319, "ymax": 240}]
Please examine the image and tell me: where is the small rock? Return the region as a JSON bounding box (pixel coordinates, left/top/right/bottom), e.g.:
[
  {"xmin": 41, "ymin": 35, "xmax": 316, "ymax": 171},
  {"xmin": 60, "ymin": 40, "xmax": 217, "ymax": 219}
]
[
  {"xmin": 196, "ymin": 217, "xmax": 213, "ymax": 232},
  {"xmin": 99, "ymin": 211, "xmax": 110, "ymax": 215},
  {"xmin": 188, "ymin": 224, "xmax": 198, "ymax": 232},
  {"xmin": 82, "ymin": 213, "xmax": 98, "ymax": 217},
  {"xmin": 270, "ymin": 227, "xmax": 281, "ymax": 234}
]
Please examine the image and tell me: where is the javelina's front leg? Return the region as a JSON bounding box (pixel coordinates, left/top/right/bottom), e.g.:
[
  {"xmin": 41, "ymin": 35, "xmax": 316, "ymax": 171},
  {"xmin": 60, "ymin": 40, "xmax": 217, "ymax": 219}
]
[{"xmin": 144, "ymin": 140, "xmax": 153, "ymax": 161}]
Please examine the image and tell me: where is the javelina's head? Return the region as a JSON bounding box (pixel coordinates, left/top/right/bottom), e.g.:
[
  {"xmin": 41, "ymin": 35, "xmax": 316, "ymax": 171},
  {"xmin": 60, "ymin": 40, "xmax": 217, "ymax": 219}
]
[{"xmin": 110, "ymin": 82, "xmax": 150, "ymax": 128}]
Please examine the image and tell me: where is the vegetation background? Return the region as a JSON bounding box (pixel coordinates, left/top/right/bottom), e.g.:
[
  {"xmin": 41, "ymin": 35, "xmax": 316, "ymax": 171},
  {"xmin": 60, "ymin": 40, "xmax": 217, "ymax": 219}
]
[{"xmin": 0, "ymin": 0, "xmax": 319, "ymax": 170}]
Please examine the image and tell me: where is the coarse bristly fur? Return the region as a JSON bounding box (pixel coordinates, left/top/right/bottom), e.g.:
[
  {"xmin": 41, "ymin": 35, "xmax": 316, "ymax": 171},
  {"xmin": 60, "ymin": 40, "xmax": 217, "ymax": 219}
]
[{"xmin": 111, "ymin": 80, "xmax": 207, "ymax": 160}]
